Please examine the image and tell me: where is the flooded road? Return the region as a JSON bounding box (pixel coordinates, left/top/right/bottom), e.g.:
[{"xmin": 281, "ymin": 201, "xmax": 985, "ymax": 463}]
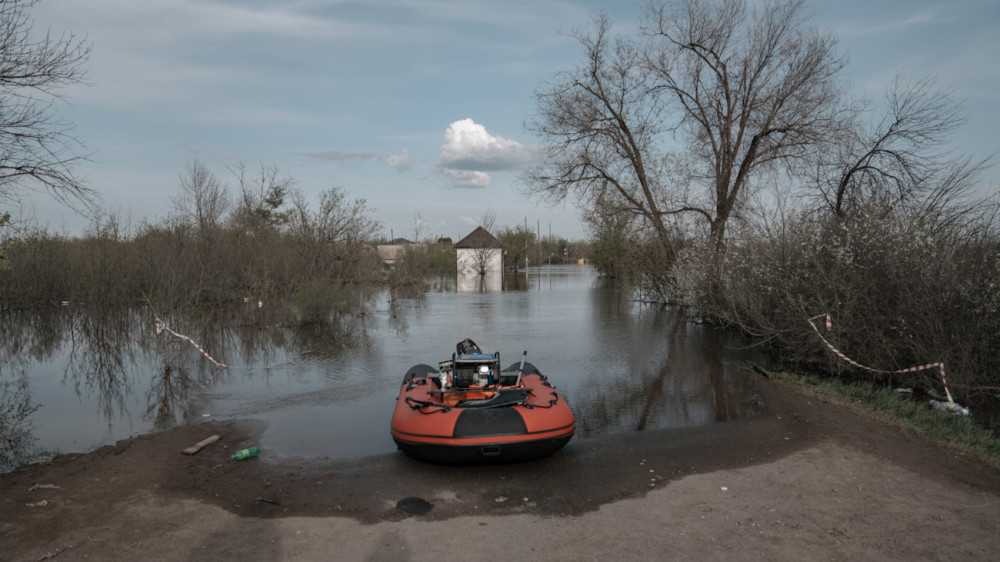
[{"xmin": 1, "ymin": 265, "xmax": 769, "ymax": 468}]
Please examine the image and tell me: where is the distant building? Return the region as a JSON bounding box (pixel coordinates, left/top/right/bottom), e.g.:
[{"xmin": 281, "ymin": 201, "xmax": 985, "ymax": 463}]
[
  {"xmin": 453, "ymin": 227, "xmax": 503, "ymax": 275},
  {"xmin": 376, "ymin": 238, "xmax": 425, "ymax": 265}
]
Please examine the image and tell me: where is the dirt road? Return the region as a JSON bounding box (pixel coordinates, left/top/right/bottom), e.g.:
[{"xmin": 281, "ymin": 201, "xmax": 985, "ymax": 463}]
[{"xmin": 2, "ymin": 380, "xmax": 998, "ymax": 561}]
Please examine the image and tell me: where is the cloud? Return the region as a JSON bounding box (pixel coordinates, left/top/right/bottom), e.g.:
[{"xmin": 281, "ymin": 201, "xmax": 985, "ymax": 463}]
[
  {"xmin": 438, "ymin": 118, "xmax": 534, "ymax": 171},
  {"xmin": 385, "ymin": 149, "xmax": 413, "ymax": 172},
  {"xmin": 459, "ymin": 216, "xmax": 478, "ymax": 226},
  {"xmin": 436, "ymin": 118, "xmax": 536, "ymax": 188},
  {"xmin": 297, "ymin": 149, "xmax": 412, "ymax": 172},
  {"xmin": 442, "ymin": 169, "xmax": 491, "ymax": 188}
]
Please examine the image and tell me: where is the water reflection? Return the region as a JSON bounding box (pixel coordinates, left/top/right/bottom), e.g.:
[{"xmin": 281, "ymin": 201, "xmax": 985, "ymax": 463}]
[
  {"xmin": 571, "ymin": 308, "xmax": 763, "ymax": 437},
  {"xmin": 1, "ymin": 266, "xmax": 770, "ymax": 468},
  {"xmin": 0, "ymin": 364, "xmax": 39, "ymax": 471},
  {"xmin": 0, "ymin": 301, "xmax": 366, "ymax": 468},
  {"xmin": 457, "ymin": 271, "xmax": 502, "ymax": 292}
]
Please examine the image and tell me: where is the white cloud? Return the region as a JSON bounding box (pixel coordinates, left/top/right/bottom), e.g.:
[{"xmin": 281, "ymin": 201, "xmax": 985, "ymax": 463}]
[
  {"xmin": 459, "ymin": 216, "xmax": 478, "ymax": 226},
  {"xmin": 442, "ymin": 169, "xmax": 491, "ymax": 188},
  {"xmin": 386, "ymin": 149, "xmax": 413, "ymax": 172},
  {"xmin": 297, "ymin": 149, "xmax": 413, "ymax": 172},
  {"xmin": 438, "ymin": 118, "xmax": 535, "ymax": 172},
  {"xmin": 436, "ymin": 118, "xmax": 537, "ymax": 188}
]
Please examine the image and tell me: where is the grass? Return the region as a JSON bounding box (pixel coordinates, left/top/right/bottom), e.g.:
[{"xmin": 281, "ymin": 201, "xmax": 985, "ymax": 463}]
[{"xmin": 772, "ymin": 370, "xmax": 1000, "ymax": 470}]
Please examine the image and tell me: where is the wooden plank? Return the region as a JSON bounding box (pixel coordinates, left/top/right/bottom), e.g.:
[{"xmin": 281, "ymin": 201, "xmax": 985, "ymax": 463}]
[{"xmin": 182, "ymin": 434, "xmax": 221, "ymax": 455}]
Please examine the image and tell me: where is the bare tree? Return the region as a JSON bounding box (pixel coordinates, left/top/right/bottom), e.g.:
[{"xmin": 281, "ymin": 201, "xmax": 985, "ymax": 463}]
[
  {"xmin": 479, "ymin": 207, "xmax": 496, "ymax": 233},
  {"xmin": 228, "ymin": 161, "xmax": 293, "ymax": 233},
  {"xmin": 812, "ymin": 75, "xmax": 990, "ymax": 222},
  {"xmin": 287, "ymin": 186, "xmax": 380, "ymax": 246},
  {"xmin": 411, "ymin": 212, "xmax": 427, "ymax": 243},
  {"xmin": 525, "ymin": 13, "xmax": 678, "ymax": 263},
  {"xmin": 644, "ymin": 0, "xmax": 844, "ymax": 250},
  {"xmin": 476, "ymin": 208, "xmax": 500, "ymax": 274},
  {"xmin": 171, "ymin": 160, "xmax": 229, "ymax": 242},
  {"xmin": 0, "ymin": 0, "xmax": 94, "ymax": 210},
  {"xmin": 526, "ymin": 0, "xmax": 845, "ymax": 265}
]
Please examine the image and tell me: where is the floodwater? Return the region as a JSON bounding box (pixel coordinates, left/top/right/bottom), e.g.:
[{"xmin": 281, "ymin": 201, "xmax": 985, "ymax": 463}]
[{"xmin": 1, "ymin": 265, "xmax": 770, "ymax": 469}]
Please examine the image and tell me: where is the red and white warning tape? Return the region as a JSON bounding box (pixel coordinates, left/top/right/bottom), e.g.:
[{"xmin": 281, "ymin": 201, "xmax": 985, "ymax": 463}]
[
  {"xmin": 154, "ymin": 316, "xmax": 230, "ymax": 407},
  {"xmin": 155, "ymin": 316, "xmax": 229, "ymax": 371},
  {"xmin": 808, "ymin": 313, "xmax": 954, "ymax": 404}
]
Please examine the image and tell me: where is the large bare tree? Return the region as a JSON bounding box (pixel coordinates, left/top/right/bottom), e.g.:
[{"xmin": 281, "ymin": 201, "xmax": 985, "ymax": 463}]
[
  {"xmin": 644, "ymin": 0, "xmax": 844, "ymax": 251},
  {"xmin": 526, "ymin": 13, "xmax": 678, "ymax": 262},
  {"xmin": 526, "ymin": 0, "xmax": 845, "ymax": 261},
  {"xmin": 0, "ymin": 0, "xmax": 93, "ymax": 210}
]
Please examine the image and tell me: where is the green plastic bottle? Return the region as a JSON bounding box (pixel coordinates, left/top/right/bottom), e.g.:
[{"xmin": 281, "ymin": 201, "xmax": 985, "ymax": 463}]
[{"xmin": 230, "ymin": 446, "xmax": 260, "ymax": 460}]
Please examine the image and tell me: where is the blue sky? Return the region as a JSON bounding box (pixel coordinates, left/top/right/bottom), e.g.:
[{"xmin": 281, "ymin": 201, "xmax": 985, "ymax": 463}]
[{"xmin": 20, "ymin": 0, "xmax": 1000, "ymax": 241}]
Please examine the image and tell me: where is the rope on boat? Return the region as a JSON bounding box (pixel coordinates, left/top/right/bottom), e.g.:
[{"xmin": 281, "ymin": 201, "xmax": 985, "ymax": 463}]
[
  {"xmin": 808, "ymin": 313, "xmax": 955, "ymax": 404},
  {"xmin": 405, "ymin": 389, "xmax": 545, "ymax": 413},
  {"xmin": 405, "ymin": 396, "xmax": 451, "ymax": 413}
]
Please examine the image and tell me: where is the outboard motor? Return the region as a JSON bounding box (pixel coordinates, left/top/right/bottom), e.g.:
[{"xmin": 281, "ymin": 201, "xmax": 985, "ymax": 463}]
[{"xmin": 456, "ymin": 338, "xmax": 481, "ymax": 356}]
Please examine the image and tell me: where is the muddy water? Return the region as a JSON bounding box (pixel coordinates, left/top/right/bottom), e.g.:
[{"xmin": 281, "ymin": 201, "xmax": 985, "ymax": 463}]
[{"xmin": 1, "ymin": 265, "xmax": 769, "ymax": 467}]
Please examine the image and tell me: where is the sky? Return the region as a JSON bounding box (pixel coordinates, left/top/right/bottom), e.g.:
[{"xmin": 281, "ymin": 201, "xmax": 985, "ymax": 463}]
[{"xmin": 15, "ymin": 0, "xmax": 1000, "ymax": 241}]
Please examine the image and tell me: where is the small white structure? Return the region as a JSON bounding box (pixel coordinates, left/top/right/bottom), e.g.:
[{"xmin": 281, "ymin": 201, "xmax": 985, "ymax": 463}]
[
  {"xmin": 454, "ymin": 227, "xmax": 503, "ymax": 275},
  {"xmin": 376, "ymin": 238, "xmax": 425, "ymax": 265}
]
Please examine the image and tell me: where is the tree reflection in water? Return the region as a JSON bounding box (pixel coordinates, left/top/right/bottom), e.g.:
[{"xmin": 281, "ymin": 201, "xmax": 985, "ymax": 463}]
[
  {"xmin": 2, "ymin": 269, "xmax": 770, "ymax": 469},
  {"xmin": 0, "ymin": 365, "xmax": 39, "ymax": 472},
  {"xmin": 571, "ymin": 298, "xmax": 767, "ymax": 438},
  {"xmin": 0, "ymin": 298, "xmax": 369, "ymax": 470}
]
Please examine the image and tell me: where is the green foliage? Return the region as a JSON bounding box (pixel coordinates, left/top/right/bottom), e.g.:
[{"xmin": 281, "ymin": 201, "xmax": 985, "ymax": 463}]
[
  {"xmin": 497, "ymin": 225, "xmax": 535, "ymax": 271},
  {"xmin": 387, "ymin": 244, "xmax": 429, "ymax": 289},
  {"xmin": 425, "ymin": 241, "xmax": 457, "ymax": 274},
  {"xmin": 291, "ymin": 278, "xmax": 353, "ymax": 324},
  {"xmin": 589, "ymin": 227, "xmax": 632, "ymax": 278}
]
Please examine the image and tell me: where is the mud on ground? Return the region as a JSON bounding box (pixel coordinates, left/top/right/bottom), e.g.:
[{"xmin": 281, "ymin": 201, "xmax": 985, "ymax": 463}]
[{"xmin": 2, "ymin": 380, "xmax": 999, "ymax": 561}]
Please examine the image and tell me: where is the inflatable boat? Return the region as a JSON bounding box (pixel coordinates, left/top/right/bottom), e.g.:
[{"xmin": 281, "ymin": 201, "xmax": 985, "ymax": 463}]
[{"xmin": 390, "ymin": 339, "xmax": 575, "ymax": 464}]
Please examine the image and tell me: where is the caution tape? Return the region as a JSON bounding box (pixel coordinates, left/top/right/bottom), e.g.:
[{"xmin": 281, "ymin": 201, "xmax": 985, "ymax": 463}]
[
  {"xmin": 808, "ymin": 313, "xmax": 955, "ymax": 404},
  {"xmin": 154, "ymin": 316, "xmax": 230, "ymax": 407},
  {"xmin": 155, "ymin": 316, "xmax": 229, "ymax": 370}
]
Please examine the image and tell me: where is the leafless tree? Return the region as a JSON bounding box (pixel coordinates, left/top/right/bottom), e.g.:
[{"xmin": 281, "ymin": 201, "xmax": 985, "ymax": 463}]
[
  {"xmin": 811, "ymin": 75, "xmax": 991, "ymax": 223},
  {"xmin": 411, "ymin": 212, "xmax": 427, "ymax": 243},
  {"xmin": 479, "ymin": 207, "xmax": 496, "ymax": 233},
  {"xmin": 228, "ymin": 161, "xmax": 293, "ymax": 233},
  {"xmin": 171, "ymin": 160, "xmax": 229, "ymax": 243},
  {"xmin": 525, "ymin": 13, "xmax": 678, "ymax": 263},
  {"xmin": 645, "ymin": 0, "xmax": 845, "ymax": 250},
  {"xmin": 287, "ymin": 186, "xmax": 381, "ymax": 246},
  {"xmin": 0, "ymin": 0, "xmax": 94, "ymax": 210},
  {"xmin": 526, "ymin": 0, "xmax": 846, "ymax": 264},
  {"xmin": 464, "ymin": 208, "xmax": 501, "ymax": 275}
]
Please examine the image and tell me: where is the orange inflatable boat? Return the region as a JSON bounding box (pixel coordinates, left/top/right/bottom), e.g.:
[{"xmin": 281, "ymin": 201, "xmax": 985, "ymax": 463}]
[{"xmin": 390, "ymin": 339, "xmax": 575, "ymax": 464}]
